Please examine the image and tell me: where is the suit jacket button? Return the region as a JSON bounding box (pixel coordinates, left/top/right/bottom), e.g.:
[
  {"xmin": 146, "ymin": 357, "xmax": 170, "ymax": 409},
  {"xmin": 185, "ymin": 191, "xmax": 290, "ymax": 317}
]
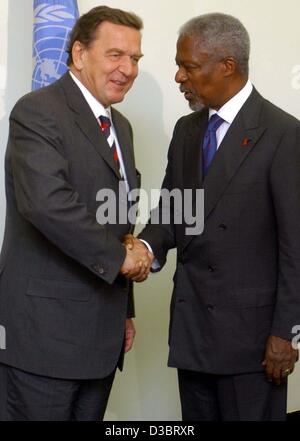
[
  {"xmin": 219, "ymin": 223, "xmax": 227, "ymax": 230},
  {"xmin": 208, "ymin": 266, "xmax": 215, "ymax": 272},
  {"xmin": 92, "ymin": 264, "xmax": 105, "ymax": 274}
]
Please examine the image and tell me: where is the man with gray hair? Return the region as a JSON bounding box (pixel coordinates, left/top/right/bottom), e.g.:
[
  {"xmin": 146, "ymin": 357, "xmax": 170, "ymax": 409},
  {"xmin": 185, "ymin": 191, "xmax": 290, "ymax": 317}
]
[{"xmin": 127, "ymin": 12, "xmax": 300, "ymax": 420}]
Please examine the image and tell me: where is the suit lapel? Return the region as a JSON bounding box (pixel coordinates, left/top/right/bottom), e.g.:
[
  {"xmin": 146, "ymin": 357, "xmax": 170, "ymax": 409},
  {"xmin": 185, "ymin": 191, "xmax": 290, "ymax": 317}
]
[
  {"xmin": 181, "ymin": 88, "xmax": 266, "ymax": 253},
  {"xmin": 203, "ymin": 88, "xmax": 266, "ymax": 220},
  {"xmin": 60, "ymin": 73, "xmax": 121, "ymax": 180},
  {"xmin": 183, "ymin": 109, "xmax": 208, "ymax": 191},
  {"xmin": 177, "ymin": 111, "xmax": 207, "ymax": 253}
]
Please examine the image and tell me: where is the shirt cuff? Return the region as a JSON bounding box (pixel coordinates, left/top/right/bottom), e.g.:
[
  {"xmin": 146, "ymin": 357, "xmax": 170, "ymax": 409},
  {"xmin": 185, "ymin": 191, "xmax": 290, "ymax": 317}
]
[{"xmin": 139, "ymin": 239, "xmax": 161, "ymax": 271}]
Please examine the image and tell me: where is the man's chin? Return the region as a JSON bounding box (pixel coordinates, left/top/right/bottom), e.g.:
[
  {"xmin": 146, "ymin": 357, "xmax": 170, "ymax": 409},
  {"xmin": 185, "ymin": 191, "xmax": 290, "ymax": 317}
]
[
  {"xmin": 188, "ymin": 100, "xmax": 205, "ymax": 112},
  {"xmin": 108, "ymin": 92, "xmax": 127, "ymax": 105}
]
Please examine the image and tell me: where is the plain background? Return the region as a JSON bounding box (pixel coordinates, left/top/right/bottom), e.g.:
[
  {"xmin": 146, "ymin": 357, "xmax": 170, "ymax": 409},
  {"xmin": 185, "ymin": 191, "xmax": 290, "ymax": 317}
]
[{"xmin": 0, "ymin": 0, "xmax": 299, "ymax": 420}]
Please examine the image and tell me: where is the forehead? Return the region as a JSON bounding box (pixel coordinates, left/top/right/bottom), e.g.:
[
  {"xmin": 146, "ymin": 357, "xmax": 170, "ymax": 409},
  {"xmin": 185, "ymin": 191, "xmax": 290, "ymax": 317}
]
[
  {"xmin": 176, "ymin": 35, "xmax": 209, "ymax": 63},
  {"xmin": 92, "ymin": 21, "xmax": 141, "ymax": 49}
]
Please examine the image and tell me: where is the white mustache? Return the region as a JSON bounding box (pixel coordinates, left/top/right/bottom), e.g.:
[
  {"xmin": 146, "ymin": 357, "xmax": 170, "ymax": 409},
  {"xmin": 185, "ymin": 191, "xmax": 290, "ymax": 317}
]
[{"xmin": 180, "ymin": 86, "xmax": 193, "ymax": 94}]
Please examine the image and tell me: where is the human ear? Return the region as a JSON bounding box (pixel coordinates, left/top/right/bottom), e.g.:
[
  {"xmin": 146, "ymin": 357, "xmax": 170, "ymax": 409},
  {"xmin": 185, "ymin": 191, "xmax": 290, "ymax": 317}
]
[
  {"xmin": 222, "ymin": 57, "xmax": 237, "ymax": 77},
  {"xmin": 72, "ymin": 41, "xmax": 85, "ymax": 70}
]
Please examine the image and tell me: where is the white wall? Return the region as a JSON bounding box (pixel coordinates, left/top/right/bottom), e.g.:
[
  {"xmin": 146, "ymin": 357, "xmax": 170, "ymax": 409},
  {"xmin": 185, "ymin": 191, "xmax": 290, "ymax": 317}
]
[{"xmin": 0, "ymin": 0, "xmax": 299, "ymax": 419}]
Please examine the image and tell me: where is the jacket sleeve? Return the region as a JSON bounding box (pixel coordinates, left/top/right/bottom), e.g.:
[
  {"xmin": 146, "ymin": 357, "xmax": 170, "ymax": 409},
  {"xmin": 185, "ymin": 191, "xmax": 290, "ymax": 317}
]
[
  {"xmin": 9, "ymin": 95, "xmax": 126, "ymax": 285},
  {"xmin": 270, "ymin": 120, "xmax": 300, "ymax": 340},
  {"xmin": 138, "ymin": 120, "xmax": 183, "ymax": 269}
]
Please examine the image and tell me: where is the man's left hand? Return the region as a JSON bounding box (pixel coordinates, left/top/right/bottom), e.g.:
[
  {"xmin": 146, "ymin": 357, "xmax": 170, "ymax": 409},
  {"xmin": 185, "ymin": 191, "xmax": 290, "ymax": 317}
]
[
  {"xmin": 262, "ymin": 335, "xmax": 298, "ymax": 385},
  {"xmin": 124, "ymin": 318, "xmax": 136, "ymax": 353}
]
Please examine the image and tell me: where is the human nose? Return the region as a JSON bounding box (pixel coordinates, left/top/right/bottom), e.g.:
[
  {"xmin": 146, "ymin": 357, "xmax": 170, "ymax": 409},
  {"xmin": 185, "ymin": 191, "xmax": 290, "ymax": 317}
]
[
  {"xmin": 175, "ymin": 66, "xmax": 187, "ymax": 83},
  {"xmin": 119, "ymin": 56, "xmax": 137, "ymax": 77}
]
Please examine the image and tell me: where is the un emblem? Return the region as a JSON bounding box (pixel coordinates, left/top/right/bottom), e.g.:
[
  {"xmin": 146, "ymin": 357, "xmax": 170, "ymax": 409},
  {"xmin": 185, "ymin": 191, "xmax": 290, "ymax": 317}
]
[{"xmin": 32, "ymin": 2, "xmax": 78, "ymax": 90}]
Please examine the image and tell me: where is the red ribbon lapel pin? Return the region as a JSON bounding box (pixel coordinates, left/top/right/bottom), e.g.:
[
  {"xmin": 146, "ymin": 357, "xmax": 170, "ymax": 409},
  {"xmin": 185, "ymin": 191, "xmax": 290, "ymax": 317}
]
[{"xmin": 241, "ymin": 137, "xmax": 251, "ymax": 146}]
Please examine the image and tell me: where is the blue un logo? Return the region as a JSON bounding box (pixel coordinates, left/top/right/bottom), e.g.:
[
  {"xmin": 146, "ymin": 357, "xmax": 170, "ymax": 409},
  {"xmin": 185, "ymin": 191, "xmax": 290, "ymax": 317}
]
[{"xmin": 32, "ymin": 2, "xmax": 79, "ymax": 90}]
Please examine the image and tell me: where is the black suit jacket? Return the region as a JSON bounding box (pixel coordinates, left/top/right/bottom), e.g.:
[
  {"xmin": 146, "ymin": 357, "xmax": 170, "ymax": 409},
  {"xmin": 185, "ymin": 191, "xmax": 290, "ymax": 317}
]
[
  {"xmin": 140, "ymin": 88, "xmax": 300, "ymax": 375},
  {"xmin": 0, "ymin": 73, "xmax": 140, "ymax": 379}
]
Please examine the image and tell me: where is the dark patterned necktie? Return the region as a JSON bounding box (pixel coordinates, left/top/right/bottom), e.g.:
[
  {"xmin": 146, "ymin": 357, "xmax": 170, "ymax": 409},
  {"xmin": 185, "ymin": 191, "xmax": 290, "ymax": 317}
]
[
  {"xmin": 202, "ymin": 113, "xmax": 224, "ymax": 176},
  {"xmin": 99, "ymin": 115, "xmax": 122, "ymax": 177}
]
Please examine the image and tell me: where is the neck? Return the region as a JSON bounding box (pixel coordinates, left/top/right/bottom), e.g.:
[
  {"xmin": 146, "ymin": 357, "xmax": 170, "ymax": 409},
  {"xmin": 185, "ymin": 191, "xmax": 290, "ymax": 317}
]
[
  {"xmin": 229, "ymin": 76, "xmax": 248, "ymax": 97},
  {"xmin": 69, "ymin": 65, "xmax": 81, "ymax": 82},
  {"xmin": 213, "ymin": 76, "xmax": 248, "ymax": 110}
]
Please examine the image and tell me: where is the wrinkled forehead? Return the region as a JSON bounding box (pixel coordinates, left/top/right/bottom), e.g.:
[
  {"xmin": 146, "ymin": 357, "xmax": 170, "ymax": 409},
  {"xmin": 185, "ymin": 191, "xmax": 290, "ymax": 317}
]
[{"xmin": 95, "ymin": 21, "xmax": 141, "ymax": 41}]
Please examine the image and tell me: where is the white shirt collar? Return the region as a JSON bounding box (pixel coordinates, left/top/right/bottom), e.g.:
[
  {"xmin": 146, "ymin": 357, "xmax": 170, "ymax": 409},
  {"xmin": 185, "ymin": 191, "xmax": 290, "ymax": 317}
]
[
  {"xmin": 69, "ymin": 70, "xmax": 112, "ymax": 120},
  {"xmin": 209, "ymin": 79, "xmax": 253, "ymax": 123}
]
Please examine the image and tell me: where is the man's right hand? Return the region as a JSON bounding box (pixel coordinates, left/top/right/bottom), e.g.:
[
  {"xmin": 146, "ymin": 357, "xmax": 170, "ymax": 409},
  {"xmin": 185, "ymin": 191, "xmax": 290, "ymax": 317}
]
[{"xmin": 120, "ymin": 235, "xmax": 153, "ymax": 282}]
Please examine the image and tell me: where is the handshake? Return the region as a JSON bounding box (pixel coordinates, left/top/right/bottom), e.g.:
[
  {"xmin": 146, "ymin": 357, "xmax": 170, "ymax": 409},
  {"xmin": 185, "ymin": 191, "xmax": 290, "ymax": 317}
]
[{"xmin": 120, "ymin": 234, "xmax": 154, "ymax": 282}]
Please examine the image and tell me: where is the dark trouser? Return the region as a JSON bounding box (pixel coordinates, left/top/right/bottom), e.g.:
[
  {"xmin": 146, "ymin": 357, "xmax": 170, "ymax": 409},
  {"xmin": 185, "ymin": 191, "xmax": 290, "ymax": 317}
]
[
  {"xmin": 0, "ymin": 363, "xmax": 115, "ymax": 421},
  {"xmin": 178, "ymin": 369, "xmax": 287, "ymax": 421}
]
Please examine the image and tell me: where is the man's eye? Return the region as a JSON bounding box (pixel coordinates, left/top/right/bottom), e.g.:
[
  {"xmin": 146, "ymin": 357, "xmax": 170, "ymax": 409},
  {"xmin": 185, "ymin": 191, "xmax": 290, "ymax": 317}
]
[
  {"xmin": 186, "ymin": 65, "xmax": 200, "ymax": 71},
  {"xmin": 176, "ymin": 64, "xmax": 200, "ymax": 74},
  {"xmin": 109, "ymin": 53, "xmax": 121, "ymax": 59},
  {"xmin": 131, "ymin": 57, "xmax": 140, "ymax": 65}
]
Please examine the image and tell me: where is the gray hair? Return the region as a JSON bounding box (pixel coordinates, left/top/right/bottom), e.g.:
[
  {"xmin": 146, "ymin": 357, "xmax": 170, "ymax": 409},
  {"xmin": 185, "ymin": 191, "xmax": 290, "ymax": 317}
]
[{"xmin": 179, "ymin": 13, "xmax": 250, "ymax": 76}]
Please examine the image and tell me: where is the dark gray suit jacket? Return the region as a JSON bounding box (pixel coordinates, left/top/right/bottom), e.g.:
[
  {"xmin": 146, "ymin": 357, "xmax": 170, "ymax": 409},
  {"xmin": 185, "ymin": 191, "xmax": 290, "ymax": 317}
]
[
  {"xmin": 0, "ymin": 73, "xmax": 140, "ymax": 379},
  {"xmin": 140, "ymin": 88, "xmax": 300, "ymax": 375}
]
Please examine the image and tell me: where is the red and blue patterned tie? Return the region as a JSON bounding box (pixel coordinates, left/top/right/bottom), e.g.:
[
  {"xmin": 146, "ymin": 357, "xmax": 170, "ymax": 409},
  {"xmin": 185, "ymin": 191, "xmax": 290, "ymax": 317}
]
[
  {"xmin": 202, "ymin": 113, "xmax": 224, "ymax": 176},
  {"xmin": 99, "ymin": 115, "xmax": 122, "ymax": 177}
]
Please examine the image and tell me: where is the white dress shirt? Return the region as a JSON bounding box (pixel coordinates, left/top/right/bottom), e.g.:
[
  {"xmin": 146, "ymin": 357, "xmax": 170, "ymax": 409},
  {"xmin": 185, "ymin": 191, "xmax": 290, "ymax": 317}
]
[
  {"xmin": 210, "ymin": 79, "xmax": 253, "ymax": 148},
  {"xmin": 69, "ymin": 71, "xmax": 129, "ymax": 192}
]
